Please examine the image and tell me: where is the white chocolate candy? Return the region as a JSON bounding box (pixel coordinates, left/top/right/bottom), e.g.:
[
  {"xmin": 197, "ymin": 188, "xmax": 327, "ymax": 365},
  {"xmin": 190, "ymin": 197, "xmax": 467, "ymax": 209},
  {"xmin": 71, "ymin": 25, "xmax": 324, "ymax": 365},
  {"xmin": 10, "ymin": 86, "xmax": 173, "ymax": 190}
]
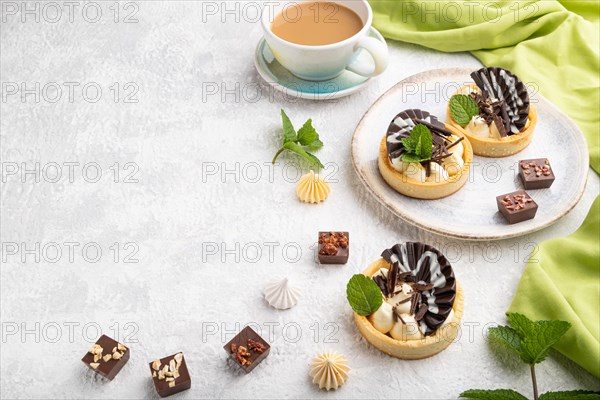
[
  {"xmin": 389, "ymin": 314, "xmax": 425, "ymax": 341},
  {"xmin": 368, "ymin": 301, "xmax": 394, "ymax": 334}
]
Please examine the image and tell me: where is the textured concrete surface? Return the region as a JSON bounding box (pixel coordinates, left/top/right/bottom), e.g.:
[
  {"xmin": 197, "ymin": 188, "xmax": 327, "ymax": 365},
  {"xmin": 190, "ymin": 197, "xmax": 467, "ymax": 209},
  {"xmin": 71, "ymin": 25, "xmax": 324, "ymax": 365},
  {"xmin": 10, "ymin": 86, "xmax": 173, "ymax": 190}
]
[{"xmin": 1, "ymin": 1, "xmax": 599, "ymax": 399}]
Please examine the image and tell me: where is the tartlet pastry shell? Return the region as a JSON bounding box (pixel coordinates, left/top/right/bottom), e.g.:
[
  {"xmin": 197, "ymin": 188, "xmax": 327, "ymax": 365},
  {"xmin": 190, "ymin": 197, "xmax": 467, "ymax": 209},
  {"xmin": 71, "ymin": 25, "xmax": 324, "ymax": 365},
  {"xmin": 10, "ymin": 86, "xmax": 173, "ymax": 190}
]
[
  {"xmin": 446, "ymin": 84, "xmax": 537, "ymax": 157},
  {"xmin": 378, "ymin": 127, "xmax": 473, "ymax": 200},
  {"xmin": 354, "ymin": 259, "xmax": 464, "ymax": 360}
]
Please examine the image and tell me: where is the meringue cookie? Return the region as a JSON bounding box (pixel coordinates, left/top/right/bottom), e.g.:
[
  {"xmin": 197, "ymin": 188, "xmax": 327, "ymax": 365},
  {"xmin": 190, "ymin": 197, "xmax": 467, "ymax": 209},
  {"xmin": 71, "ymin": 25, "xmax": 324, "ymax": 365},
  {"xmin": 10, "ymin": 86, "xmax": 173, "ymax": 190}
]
[
  {"xmin": 296, "ymin": 170, "xmax": 330, "ymax": 204},
  {"xmin": 263, "ymin": 277, "xmax": 300, "ymax": 310},
  {"xmin": 309, "ymin": 352, "xmax": 349, "ymax": 390}
]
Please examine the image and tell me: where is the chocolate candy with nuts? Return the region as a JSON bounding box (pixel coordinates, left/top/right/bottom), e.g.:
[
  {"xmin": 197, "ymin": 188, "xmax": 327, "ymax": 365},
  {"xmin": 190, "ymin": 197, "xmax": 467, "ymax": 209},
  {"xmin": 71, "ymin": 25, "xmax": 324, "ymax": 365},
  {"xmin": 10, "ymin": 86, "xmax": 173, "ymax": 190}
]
[
  {"xmin": 318, "ymin": 232, "xmax": 349, "ymax": 264},
  {"xmin": 496, "ymin": 190, "xmax": 538, "ymax": 224},
  {"xmin": 149, "ymin": 352, "xmax": 191, "ymax": 397},
  {"xmin": 224, "ymin": 326, "xmax": 270, "ymax": 373},
  {"xmin": 518, "ymin": 158, "xmax": 555, "ymax": 189},
  {"xmin": 81, "ymin": 335, "xmax": 129, "ymax": 380}
]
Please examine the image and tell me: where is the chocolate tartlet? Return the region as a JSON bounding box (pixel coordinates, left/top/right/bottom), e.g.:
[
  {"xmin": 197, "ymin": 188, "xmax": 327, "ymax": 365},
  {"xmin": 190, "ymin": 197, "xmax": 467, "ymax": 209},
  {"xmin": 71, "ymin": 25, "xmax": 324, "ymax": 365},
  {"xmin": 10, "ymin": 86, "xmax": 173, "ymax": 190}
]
[
  {"xmin": 447, "ymin": 67, "xmax": 537, "ymax": 157},
  {"xmin": 354, "ymin": 242, "xmax": 463, "ymax": 359},
  {"xmin": 378, "ymin": 109, "xmax": 473, "ymax": 199}
]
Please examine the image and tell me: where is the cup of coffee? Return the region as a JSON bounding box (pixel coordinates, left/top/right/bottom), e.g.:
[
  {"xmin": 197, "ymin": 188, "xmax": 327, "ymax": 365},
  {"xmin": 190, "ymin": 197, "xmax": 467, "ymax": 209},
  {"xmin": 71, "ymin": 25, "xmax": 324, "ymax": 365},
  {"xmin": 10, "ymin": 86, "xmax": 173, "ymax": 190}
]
[{"xmin": 262, "ymin": 1, "xmax": 388, "ymax": 81}]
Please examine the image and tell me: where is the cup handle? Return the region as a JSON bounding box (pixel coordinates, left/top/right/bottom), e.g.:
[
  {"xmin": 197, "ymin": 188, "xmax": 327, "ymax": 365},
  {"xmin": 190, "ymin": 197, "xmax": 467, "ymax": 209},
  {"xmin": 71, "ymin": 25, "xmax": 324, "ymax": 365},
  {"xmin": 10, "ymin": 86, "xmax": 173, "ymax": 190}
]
[{"xmin": 346, "ymin": 36, "xmax": 389, "ymax": 78}]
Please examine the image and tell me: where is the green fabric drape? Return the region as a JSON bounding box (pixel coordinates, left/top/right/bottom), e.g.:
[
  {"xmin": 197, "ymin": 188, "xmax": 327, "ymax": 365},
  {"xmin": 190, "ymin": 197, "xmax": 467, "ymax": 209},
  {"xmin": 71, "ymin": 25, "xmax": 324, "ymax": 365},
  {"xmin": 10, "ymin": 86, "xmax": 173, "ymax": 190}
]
[{"xmin": 508, "ymin": 196, "xmax": 600, "ymax": 378}]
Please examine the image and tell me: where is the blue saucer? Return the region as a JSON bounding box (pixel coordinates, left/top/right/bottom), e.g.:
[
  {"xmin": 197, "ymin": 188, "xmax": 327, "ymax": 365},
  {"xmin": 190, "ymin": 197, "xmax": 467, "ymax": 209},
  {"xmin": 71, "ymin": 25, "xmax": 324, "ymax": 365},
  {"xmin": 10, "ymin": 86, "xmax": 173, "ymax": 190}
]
[{"xmin": 254, "ymin": 28, "xmax": 385, "ymax": 101}]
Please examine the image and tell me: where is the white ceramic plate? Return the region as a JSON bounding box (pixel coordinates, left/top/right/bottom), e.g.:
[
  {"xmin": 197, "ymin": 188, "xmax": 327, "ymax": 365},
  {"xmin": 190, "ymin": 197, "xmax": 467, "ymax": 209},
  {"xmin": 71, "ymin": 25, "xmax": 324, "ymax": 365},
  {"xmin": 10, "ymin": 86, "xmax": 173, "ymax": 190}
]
[
  {"xmin": 254, "ymin": 28, "xmax": 385, "ymax": 101},
  {"xmin": 351, "ymin": 68, "xmax": 589, "ymax": 240}
]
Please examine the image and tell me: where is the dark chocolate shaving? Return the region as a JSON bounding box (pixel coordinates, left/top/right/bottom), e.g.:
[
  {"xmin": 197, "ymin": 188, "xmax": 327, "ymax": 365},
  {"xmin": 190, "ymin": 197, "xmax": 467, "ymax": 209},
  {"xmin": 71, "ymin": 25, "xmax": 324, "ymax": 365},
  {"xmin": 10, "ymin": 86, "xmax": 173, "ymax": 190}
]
[
  {"xmin": 413, "ymin": 282, "xmax": 434, "ymax": 292},
  {"xmin": 415, "ymin": 303, "xmax": 429, "ymax": 321},
  {"xmin": 470, "ymin": 67, "xmax": 530, "ymax": 134},
  {"xmin": 373, "ymin": 275, "xmax": 388, "ymax": 297}
]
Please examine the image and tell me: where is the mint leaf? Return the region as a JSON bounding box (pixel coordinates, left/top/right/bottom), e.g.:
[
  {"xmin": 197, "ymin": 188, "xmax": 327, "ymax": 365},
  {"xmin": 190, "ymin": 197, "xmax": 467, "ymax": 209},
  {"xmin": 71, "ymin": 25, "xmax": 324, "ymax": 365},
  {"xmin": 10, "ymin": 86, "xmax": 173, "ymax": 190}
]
[
  {"xmin": 488, "ymin": 325, "xmax": 521, "ymax": 354},
  {"xmin": 449, "ymin": 94, "xmax": 480, "ymax": 126},
  {"xmin": 507, "ymin": 313, "xmax": 571, "ymax": 365},
  {"xmin": 305, "ymin": 138, "xmax": 324, "ymax": 150},
  {"xmin": 401, "ymin": 153, "xmax": 422, "ymax": 163},
  {"xmin": 281, "ymin": 109, "xmax": 297, "ymax": 143},
  {"xmin": 539, "ymin": 391, "xmax": 600, "ymax": 400},
  {"xmin": 283, "ymin": 141, "xmax": 324, "ymax": 169},
  {"xmin": 401, "ymin": 124, "xmax": 433, "ymax": 163},
  {"xmin": 412, "ymin": 124, "xmax": 432, "ymax": 160},
  {"xmin": 402, "ymin": 137, "xmax": 417, "ymax": 152},
  {"xmin": 297, "ymin": 119, "xmax": 320, "ymax": 147},
  {"xmin": 460, "ymin": 389, "xmax": 528, "ymax": 400},
  {"xmin": 304, "ymin": 151, "xmax": 324, "ymax": 170},
  {"xmin": 346, "ymin": 274, "xmax": 382, "ymax": 316},
  {"xmin": 273, "ymin": 110, "xmax": 326, "ymax": 169}
]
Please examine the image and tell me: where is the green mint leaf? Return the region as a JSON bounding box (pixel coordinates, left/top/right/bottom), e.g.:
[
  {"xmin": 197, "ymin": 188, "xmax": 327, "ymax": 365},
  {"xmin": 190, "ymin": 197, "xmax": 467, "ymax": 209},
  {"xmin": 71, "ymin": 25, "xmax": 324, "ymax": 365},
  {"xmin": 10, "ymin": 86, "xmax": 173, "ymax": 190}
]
[
  {"xmin": 507, "ymin": 313, "xmax": 571, "ymax": 365},
  {"xmin": 449, "ymin": 94, "xmax": 480, "ymax": 126},
  {"xmin": 297, "ymin": 119, "xmax": 320, "ymax": 147},
  {"xmin": 346, "ymin": 274, "xmax": 383, "ymax": 316},
  {"xmin": 305, "ymin": 138, "xmax": 324, "ymax": 150},
  {"xmin": 412, "ymin": 124, "xmax": 432, "ymax": 160},
  {"xmin": 401, "ymin": 152, "xmax": 422, "ymax": 163},
  {"xmin": 539, "ymin": 390, "xmax": 600, "ymax": 400},
  {"xmin": 402, "ymin": 137, "xmax": 417, "ymax": 152},
  {"xmin": 304, "ymin": 151, "xmax": 324, "ymax": 170},
  {"xmin": 281, "ymin": 109, "xmax": 297, "ymax": 144},
  {"xmin": 488, "ymin": 325, "xmax": 521, "ymax": 354},
  {"xmin": 283, "ymin": 141, "xmax": 324, "ymax": 170},
  {"xmin": 460, "ymin": 389, "xmax": 528, "ymax": 400}
]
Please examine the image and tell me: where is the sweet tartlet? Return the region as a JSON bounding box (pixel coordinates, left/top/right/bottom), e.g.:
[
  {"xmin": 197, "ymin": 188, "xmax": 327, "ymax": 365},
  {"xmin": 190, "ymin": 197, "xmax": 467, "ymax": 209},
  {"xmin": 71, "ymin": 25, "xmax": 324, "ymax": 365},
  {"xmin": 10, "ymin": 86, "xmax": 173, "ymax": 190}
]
[
  {"xmin": 352, "ymin": 243, "xmax": 464, "ymax": 359},
  {"xmin": 446, "ymin": 67, "xmax": 537, "ymax": 157},
  {"xmin": 378, "ymin": 109, "xmax": 473, "ymax": 199}
]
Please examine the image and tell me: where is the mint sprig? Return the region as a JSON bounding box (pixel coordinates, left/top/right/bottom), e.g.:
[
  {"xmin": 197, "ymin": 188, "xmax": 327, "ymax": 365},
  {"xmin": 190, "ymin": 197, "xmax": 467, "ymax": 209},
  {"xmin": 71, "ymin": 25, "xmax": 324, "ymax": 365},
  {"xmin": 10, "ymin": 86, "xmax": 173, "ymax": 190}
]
[
  {"xmin": 449, "ymin": 94, "xmax": 480, "ymax": 126},
  {"xmin": 461, "ymin": 389, "xmax": 528, "ymax": 400},
  {"xmin": 346, "ymin": 274, "xmax": 382, "ymax": 316},
  {"xmin": 272, "ymin": 109, "xmax": 324, "ymax": 169},
  {"xmin": 460, "ymin": 313, "xmax": 595, "ymax": 400},
  {"xmin": 401, "ymin": 124, "xmax": 433, "ymax": 163}
]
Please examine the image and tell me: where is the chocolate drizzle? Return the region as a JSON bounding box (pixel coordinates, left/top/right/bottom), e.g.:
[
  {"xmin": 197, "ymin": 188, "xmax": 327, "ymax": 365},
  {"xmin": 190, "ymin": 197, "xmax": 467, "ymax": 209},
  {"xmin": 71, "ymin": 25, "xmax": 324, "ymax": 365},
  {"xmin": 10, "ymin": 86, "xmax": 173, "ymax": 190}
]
[
  {"xmin": 470, "ymin": 67, "xmax": 530, "ymax": 135},
  {"xmin": 385, "ymin": 109, "xmax": 460, "ymax": 177},
  {"xmin": 379, "ymin": 243, "xmax": 456, "ymax": 335}
]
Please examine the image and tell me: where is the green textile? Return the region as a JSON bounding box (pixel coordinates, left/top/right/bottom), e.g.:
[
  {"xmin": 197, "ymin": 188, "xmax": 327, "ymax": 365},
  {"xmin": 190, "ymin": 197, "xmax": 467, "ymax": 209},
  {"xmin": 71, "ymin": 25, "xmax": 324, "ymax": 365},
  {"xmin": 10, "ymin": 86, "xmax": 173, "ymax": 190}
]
[
  {"xmin": 509, "ymin": 197, "xmax": 600, "ymax": 378},
  {"xmin": 370, "ymin": 0, "xmax": 599, "ymax": 173}
]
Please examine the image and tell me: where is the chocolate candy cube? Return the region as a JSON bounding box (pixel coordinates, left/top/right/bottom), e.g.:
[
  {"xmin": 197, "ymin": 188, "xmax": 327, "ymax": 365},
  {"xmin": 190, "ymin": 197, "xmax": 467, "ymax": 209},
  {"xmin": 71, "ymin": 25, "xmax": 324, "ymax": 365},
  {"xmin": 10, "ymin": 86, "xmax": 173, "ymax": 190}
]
[
  {"xmin": 317, "ymin": 232, "xmax": 349, "ymax": 264},
  {"xmin": 496, "ymin": 190, "xmax": 538, "ymax": 224},
  {"xmin": 81, "ymin": 335, "xmax": 129, "ymax": 380},
  {"xmin": 149, "ymin": 352, "xmax": 191, "ymax": 397},
  {"xmin": 518, "ymin": 158, "xmax": 555, "ymax": 189},
  {"xmin": 224, "ymin": 326, "xmax": 270, "ymax": 373}
]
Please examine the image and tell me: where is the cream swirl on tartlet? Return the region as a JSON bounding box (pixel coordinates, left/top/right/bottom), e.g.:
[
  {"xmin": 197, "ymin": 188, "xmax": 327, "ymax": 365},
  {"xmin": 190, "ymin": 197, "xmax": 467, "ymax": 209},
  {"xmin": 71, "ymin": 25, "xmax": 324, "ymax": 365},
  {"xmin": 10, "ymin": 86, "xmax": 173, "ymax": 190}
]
[
  {"xmin": 378, "ymin": 109, "xmax": 473, "ymax": 199},
  {"xmin": 350, "ymin": 242, "xmax": 464, "ymax": 359}
]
